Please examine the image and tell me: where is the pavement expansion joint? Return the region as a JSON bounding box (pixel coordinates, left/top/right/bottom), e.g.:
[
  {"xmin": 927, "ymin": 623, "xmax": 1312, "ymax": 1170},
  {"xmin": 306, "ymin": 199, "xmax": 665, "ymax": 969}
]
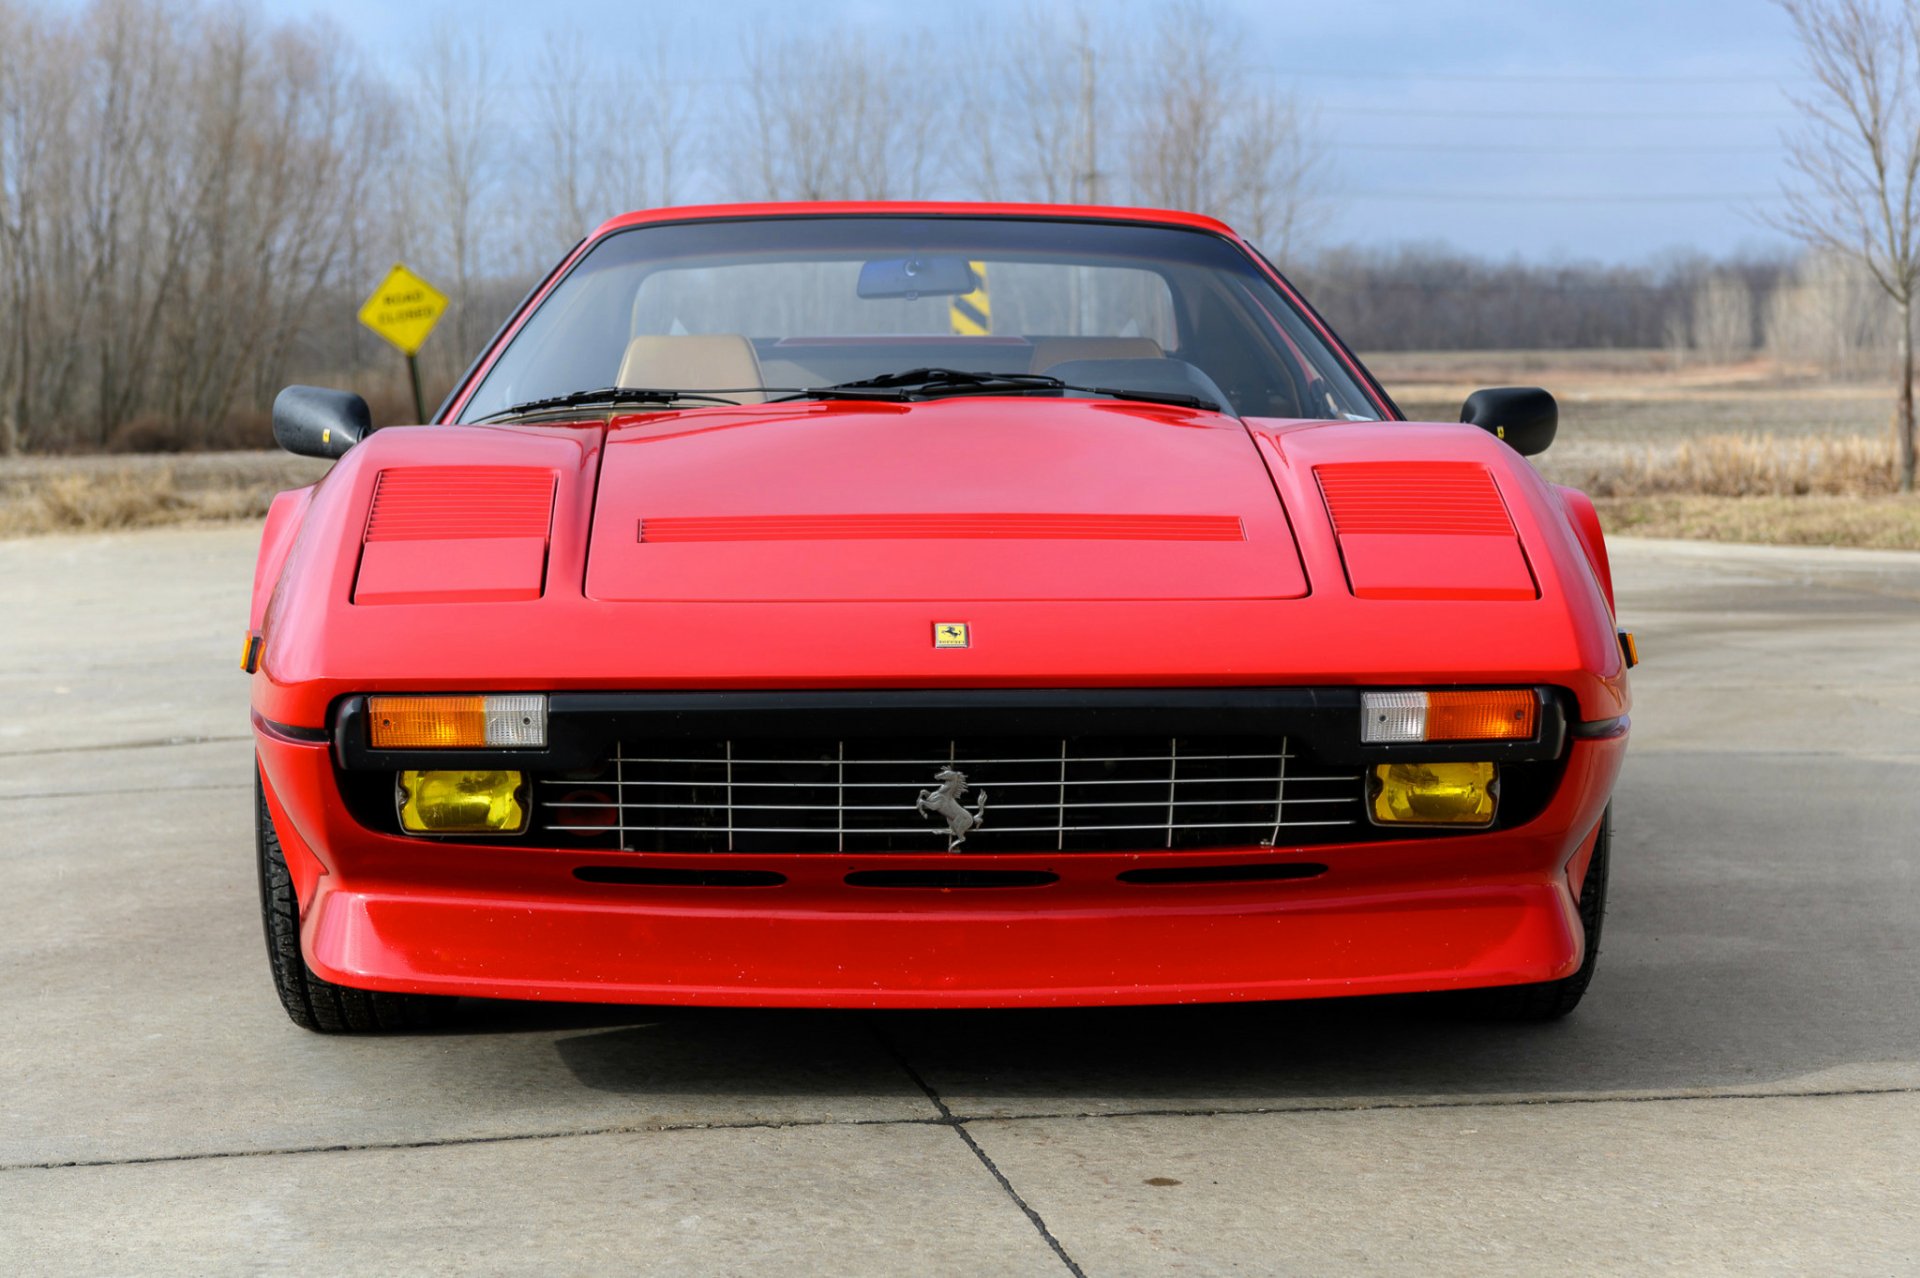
[
  {"xmin": 871, "ymin": 1022, "xmax": 1088, "ymax": 1278},
  {"xmin": 0, "ymin": 734, "xmax": 251, "ymax": 759},
  {"xmin": 0, "ymin": 783, "xmax": 249, "ymax": 803},
  {"xmin": 6, "ymin": 1082, "xmax": 1913, "ymax": 1178}
]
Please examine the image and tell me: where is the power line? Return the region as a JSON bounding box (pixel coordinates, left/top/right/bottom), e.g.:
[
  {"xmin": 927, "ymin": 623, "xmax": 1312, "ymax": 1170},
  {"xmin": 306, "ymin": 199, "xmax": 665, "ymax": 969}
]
[
  {"xmin": 1334, "ymin": 141, "xmax": 1781, "ymax": 155},
  {"xmin": 1251, "ymin": 65, "xmax": 1794, "ymax": 86},
  {"xmin": 1318, "ymin": 104, "xmax": 1792, "ymax": 121},
  {"xmin": 1345, "ymin": 190, "xmax": 1785, "ymax": 204}
]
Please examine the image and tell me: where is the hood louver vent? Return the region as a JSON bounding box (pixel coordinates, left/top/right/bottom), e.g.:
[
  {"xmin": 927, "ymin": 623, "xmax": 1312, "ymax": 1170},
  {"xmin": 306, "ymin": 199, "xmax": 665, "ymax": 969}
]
[
  {"xmin": 1315, "ymin": 462, "xmax": 1514, "ymax": 537},
  {"xmin": 635, "ymin": 513, "xmax": 1245, "ymax": 543},
  {"xmin": 1314, "ymin": 462, "xmax": 1536, "ymax": 602},
  {"xmin": 365, "ymin": 467, "xmax": 556, "ymax": 542},
  {"xmin": 355, "ymin": 466, "xmax": 556, "ymax": 606}
]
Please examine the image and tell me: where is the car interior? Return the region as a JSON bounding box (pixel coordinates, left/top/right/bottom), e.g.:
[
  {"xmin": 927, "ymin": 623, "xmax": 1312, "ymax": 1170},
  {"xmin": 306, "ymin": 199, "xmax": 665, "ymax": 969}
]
[{"xmin": 454, "ymin": 221, "xmax": 1385, "ymax": 424}]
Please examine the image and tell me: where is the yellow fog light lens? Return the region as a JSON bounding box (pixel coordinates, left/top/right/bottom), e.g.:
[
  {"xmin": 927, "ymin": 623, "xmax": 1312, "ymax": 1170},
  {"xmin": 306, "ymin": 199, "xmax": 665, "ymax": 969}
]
[
  {"xmin": 1370, "ymin": 762, "xmax": 1497, "ymax": 826},
  {"xmin": 397, "ymin": 770, "xmax": 527, "ymax": 834}
]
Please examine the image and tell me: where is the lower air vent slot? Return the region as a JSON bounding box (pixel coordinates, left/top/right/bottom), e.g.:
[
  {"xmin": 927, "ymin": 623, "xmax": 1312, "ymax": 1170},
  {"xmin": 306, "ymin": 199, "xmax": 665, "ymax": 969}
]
[
  {"xmin": 844, "ymin": 869, "xmax": 1059, "ymax": 889},
  {"xmin": 574, "ymin": 866, "xmax": 786, "ymax": 887},
  {"xmin": 1117, "ymin": 862, "xmax": 1328, "ymax": 885}
]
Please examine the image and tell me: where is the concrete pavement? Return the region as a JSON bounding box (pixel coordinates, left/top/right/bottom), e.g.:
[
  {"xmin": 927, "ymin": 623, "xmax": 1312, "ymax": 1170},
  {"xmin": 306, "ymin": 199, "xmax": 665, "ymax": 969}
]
[{"xmin": 1, "ymin": 525, "xmax": 1916, "ymax": 1274}]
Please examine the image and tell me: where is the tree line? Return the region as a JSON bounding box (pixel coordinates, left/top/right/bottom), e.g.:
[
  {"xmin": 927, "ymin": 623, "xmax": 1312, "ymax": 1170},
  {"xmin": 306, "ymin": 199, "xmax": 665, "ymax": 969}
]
[{"xmin": 0, "ymin": 0, "xmax": 1905, "ymax": 454}]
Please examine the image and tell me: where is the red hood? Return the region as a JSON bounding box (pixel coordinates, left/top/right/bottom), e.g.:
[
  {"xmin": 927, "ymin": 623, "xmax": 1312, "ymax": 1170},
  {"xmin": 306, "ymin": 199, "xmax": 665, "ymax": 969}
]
[{"xmin": 584, "ymin": 398, "xmax": 1307, "ymax": 602}]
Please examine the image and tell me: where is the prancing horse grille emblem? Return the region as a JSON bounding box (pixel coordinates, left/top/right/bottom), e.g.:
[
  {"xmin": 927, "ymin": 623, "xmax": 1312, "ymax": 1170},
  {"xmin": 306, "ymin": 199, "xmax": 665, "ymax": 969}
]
[{"xmin": 916, "ymin": 767, "xmax": 988, "ymax": 850}]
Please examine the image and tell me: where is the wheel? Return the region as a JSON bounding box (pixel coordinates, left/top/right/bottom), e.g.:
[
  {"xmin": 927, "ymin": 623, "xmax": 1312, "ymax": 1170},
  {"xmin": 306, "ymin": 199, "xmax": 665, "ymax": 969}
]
[
  {"xmin": 255, "ymin": 763, "xmax": 450, "ymax": 1032},
  {"xmin": 1467, "ymin": 806, "xmax": 1612, "ymax": 1021}
]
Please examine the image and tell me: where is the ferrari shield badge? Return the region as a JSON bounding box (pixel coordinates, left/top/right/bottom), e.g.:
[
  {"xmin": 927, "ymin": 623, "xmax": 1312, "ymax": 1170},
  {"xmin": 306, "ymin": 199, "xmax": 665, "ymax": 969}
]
[{"xmin": 933, "ymin": 622, "xmax": 970, "ymax": 648}]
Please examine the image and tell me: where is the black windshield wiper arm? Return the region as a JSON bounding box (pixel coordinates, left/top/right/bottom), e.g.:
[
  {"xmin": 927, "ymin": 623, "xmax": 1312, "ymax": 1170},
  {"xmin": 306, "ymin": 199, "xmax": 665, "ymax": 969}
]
[
  {"xmin": 1054, "ymin": 383, "xmax": 1225, "ymax": 413},
  {"xmin": 473, "ymin": 386, "xmax": 743, "ymax": 422},
  {"xmin": 775, "ymin": 368, "xmax": 1068, "ymax": 402},
  {"xmin": 833, "ymin": 367, "xmax": 1068, "ymax": 392}
]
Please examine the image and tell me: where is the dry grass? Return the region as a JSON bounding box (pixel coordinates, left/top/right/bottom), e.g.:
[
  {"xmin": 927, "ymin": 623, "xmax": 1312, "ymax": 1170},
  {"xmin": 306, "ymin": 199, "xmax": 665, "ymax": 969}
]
[
  {"xmin": 0, "ymin": 452, "xmax": 327, "ymax": 537},
  {"xmin": 1555, "ymin": 433, "xmax": 1900, "ymax": 499},
  {"xmin": 1594, "ymin": 495, "xmax": 1920, "ymax": 550}
]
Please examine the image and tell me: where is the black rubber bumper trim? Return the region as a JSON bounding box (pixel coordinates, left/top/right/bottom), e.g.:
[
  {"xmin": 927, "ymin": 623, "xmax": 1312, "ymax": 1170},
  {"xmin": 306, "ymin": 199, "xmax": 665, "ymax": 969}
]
[
  {"xmin": 254, "ymin": 712, "xmax": 330, "ymax": 744},
  {"xmin": 1569, "ymin": 714, "xmax": 1630, "ymax": 739},
  {"xmin": 332, "ymin": 686, "xmax": 1573, "ymax": 771}
]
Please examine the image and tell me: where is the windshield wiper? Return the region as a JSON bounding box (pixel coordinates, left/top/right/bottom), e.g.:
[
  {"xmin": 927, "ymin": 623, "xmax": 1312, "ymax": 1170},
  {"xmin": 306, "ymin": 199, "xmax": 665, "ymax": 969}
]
[
  {"xmin": 1055, "ymin": 383, "xmax": 1223, "ymax": 412},
  {"xmin": 771, "ymin": 368, "xmax": 1066, "ymax": 402},
  {"xmin": 472, "ymin": 386, "xmax": 743, "ymax": 422},
  {"xmin": 774, "ymin": 367, "xmax": 1221, "ymax": 413}
]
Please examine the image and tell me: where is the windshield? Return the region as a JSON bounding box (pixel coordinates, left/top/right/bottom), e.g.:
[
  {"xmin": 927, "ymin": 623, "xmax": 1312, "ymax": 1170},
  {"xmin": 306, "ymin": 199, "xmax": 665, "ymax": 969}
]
[{"xmin": 454, "ymin": 216, "xmax": 1385, "ymax": 423}]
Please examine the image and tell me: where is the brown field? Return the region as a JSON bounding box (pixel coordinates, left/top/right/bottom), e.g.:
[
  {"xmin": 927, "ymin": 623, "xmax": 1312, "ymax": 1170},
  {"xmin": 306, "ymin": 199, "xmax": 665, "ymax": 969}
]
[
  {"xmin": 0, "ymin": 452, "xmax": 327, "ymax": 538},
  {"xmin": 2, "ymin": 350, "xmax": 1914, "ymax": 546}
]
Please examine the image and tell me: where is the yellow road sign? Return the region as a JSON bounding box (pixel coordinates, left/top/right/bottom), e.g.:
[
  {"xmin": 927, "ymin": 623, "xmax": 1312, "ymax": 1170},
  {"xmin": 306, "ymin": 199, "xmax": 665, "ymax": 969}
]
[
  {"xmin": 949, "ymin": 261, "xmax": 990, "ymax": 336},
  {"xmin": 357, "ymin": 263, "xmax": 448, "ymax": 356}
]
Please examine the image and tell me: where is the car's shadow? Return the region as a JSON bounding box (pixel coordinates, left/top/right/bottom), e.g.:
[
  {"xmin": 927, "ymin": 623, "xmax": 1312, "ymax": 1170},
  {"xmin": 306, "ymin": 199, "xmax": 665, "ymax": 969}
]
[{"xmin": 428, "ymin": 949, "xmax": 1906, "ymax": 1110}]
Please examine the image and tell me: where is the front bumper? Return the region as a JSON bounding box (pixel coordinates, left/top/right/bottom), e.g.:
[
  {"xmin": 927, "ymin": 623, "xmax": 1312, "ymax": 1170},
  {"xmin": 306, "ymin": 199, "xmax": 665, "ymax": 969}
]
[{"xmin": 254, "ymin": 712, "xmax": 1625, "ymax": 1008}]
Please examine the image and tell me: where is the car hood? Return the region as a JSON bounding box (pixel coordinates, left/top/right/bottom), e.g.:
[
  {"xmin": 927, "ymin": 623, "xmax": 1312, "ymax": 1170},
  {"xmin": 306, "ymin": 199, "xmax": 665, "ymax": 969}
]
[{"xmin": 583, "ymin": 397, "xmax": 1307, "ymax": 602}]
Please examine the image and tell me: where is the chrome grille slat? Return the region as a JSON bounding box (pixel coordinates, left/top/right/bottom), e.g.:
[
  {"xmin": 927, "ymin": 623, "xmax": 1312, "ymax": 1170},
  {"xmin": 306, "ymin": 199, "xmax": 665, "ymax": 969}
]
[
  {"xmin": 541, "ymin": 794, "xmax": 1354, "ymax": 811},
  {"xmin": 539, "ymin": 773, "xmax": 1354, "ymax": 788},
  {"xmin": 605, "ymin": 752, "xmax": 1301, "ymax": 766},
  {"xmin": 537, "ymin": 733, "xmax": 1363, "ymax": 854},
  {"xmin": 545, "ymin": 820, "xmax": 1357, "ymax": 836}
]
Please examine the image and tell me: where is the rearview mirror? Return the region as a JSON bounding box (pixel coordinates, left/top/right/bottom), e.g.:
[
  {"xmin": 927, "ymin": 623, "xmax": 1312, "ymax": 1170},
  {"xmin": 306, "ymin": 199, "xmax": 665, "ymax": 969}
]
[
  {"xmin": 856, "ymin": 255, "xmax": 977, "ymax": 300},
  {"xmin": 273, "ymin": 385, "xmax": 371, "ymax": 459},
  {"xmin": 1461, "ymin": 386, "xmax": 1556, "ymax": 456}
]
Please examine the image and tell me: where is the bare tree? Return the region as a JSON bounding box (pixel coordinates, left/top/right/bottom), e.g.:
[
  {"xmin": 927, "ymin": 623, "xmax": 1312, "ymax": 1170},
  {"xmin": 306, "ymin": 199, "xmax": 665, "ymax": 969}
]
[
  {"xmin": 528, "ymin": 29, "xmax": 602, "ymax": 254},
  {"xmin": 1226, "ymin": 91, "xmax": 1326, "ymax": 266},
  {"xmin": 419, "ymin": 20, "xmax": 499, "ymax": 361},
  {"xmin": 970, "ymin": 5, "xmax": 1107, "ymax": 203},
  {"xmin": 732, "ymin": 30, "xmax": 942, "ymax": 201},
  {"xmin": 1774, "ymin": 0, "xmax": 1920, "ymax": 491},
  {"xmin": 604, "ymin": 37, "xmax": 692, "ymax": 214},
  {"xmin": 1766, "ymin": 247, "xmax": 1899, "ymax": 373},
  {"xmin": 1127, "ymin": 1, "xmax": 1325, "ymax": 261},
  {"xmin": 1691, "ymin": 273, "xmax": 1756, "ymax": 363}
]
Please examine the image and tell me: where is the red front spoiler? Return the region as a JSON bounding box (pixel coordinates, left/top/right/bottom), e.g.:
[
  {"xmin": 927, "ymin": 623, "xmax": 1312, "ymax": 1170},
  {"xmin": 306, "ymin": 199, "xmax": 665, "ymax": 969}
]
[{"xmin": 256, "ymin": 730, "xmax": 1624, "ymax": 1009}]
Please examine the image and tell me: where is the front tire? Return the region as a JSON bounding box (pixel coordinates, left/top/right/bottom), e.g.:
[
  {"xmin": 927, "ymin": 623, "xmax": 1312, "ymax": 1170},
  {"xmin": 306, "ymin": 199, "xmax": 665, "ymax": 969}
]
[
  {"xmin": 1469, "ymin": 806, "xmax": 1612, "ymax": 1021},
  {"xmin": 255, "ymin": 764, "xmax": 450, "ymax": 1033}
]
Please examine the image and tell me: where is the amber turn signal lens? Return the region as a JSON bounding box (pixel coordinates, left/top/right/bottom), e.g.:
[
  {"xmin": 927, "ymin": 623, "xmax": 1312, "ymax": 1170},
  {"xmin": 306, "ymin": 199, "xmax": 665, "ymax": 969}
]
[
  {"xmin": 1361, "ymin": 690, "xmax": 1536, "ymax": 743},
  {"xmin": 368, "ymin": 694, "xmax": 548, "ymax": 748},
  {"xmin": 1425, "ymin": 691, "xmax": 1536, "ymax": 742},
  {"xmin": 397, "ymin": 770, "xmax": 527, "ymax": 834},
  {"xmin": 372, "ymin": 695, "xmax": 487, "ymax": 747},
  {"xmin": 1371, "ymin": 762, "xmax": 1497, "ymax": 826}
]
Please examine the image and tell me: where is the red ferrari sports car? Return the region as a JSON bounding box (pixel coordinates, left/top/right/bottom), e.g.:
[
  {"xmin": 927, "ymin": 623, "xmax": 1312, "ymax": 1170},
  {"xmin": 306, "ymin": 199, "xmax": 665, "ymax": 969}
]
[{"xmin": 248, "ymin": 202, "xmax": 1631, "ymax": 1032}]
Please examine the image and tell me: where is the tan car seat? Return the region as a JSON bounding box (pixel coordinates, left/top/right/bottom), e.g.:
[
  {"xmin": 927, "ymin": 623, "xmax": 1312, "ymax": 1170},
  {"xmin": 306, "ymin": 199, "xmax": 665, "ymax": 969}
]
[
  {"xmin": 616, "ymin": 335, "xmax": 768, "ymax": 404},
  {"xmin": 1027, "ymin": 337, "xmax": 1166, "ymax": 374}
]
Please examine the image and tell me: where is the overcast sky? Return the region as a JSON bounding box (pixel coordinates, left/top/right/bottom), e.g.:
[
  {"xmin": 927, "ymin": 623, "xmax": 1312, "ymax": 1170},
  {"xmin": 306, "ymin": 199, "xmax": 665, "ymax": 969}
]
[{"xmin": 91, "ymin": 0, "xmax": 1813, "ymax": 263}]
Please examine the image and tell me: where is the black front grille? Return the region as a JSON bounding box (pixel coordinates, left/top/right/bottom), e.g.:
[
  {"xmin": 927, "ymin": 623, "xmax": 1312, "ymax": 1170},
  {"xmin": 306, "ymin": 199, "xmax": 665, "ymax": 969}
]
[{"xmin": 533, "ymin": 734, "xmax": 1364, "ymax": 854}]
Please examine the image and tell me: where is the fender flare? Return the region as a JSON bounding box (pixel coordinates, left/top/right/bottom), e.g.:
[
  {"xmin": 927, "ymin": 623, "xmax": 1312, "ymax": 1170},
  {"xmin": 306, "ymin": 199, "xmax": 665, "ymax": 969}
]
[
  {"xmin": 251, "ymin": 486, "xmax": 315, "ymax": 633},
  {"xmin": 1552, "ymin": 484, "xmax": 1614, "ymax": 613}
]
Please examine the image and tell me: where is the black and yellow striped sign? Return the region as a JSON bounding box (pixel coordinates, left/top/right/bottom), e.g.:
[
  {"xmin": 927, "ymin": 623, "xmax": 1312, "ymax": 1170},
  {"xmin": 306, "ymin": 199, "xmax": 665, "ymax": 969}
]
[{"xmin": 950, "ymin": 261, "xmax": 990, "ymax": 336}]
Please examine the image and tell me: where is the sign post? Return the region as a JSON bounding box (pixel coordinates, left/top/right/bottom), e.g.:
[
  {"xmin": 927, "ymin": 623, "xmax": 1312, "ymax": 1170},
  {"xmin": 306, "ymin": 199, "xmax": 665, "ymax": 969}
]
[{"xmin": 357, "ymin": 264, "xmax": 449, "ymax": 423}]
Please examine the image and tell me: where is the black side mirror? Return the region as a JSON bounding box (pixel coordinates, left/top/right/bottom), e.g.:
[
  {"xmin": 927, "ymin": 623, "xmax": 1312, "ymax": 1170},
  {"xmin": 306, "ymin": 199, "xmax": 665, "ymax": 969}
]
[
  {"xmin": 1461, "ymin": 387, "xmax": 1557, "ymax": 456},
  {"xmin": 273, "ymin": 385, "xmax": 371, "ymax": 459}
]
